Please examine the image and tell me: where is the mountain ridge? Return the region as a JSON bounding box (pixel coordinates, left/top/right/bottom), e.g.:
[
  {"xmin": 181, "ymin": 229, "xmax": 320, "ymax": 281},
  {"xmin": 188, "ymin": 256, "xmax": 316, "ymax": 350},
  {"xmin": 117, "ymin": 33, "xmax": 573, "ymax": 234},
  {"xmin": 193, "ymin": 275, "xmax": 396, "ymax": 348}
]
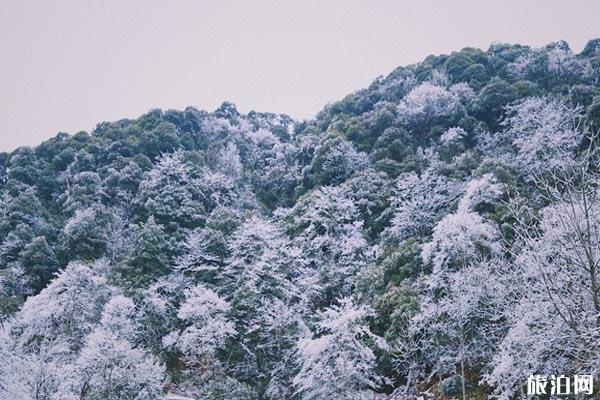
[{"xmin": 1, "ymin": 38, "xmax": 600, "ymax": 399}]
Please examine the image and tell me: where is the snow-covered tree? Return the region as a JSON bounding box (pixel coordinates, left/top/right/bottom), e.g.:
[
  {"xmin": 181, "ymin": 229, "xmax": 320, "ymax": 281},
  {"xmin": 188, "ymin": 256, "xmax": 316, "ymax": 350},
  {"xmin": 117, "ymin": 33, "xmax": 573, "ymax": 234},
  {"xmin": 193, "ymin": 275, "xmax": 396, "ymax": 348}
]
[
  {"xmin": 217, "ymin": 142, "xmax": 243, "ymax": 180},
  {"xmin": 66, "ymin": 295, "xmax": 166, "ymax": 400},
  {"xmin": 98, "ymin": 295, "xmax": 138, "ymax": 340},
  {"xmin": 61, "ymin": 171, "xmax": 105, "ymax": 214},
  {"xmin": 242, "ymin": 129, "xmax": 300, "ymax": 208},
  {"xmin": 173, "ymin": 227, "xmax": 226, "ymax": 277},
  {"xmin": 195, "ymin": 169, "xmax": 253, "ymax": 214},
  {"xmin": 68, "ymin": 329, "xmax": 165, "ymax": 400},
  {"xmin": 220, "ymin": 216, "xmax": 302, "ymax": 392},
  {"xmin": 12, "ymin": 260, "xmax": 113, "ymax": 350},
  {"xmin": 385, "ymin": 154, "xmax": 461, "ymax": 243},
  {"xmin": 0, "ymin": 182, "xmax": 53, "ymax": 299},
  {"xmin": 486, "ymin": 156, "xmax": 600, "ymax": 399},
  {"xmin": 397, "ymin": 82, "xmax": 461, "ymax": 124},
  {"xmin": 0, "ymin": 182, "xmax": 48, "ymax": 239},
  {"xmin": 61, "ymin": 205, "xmax": 110, "ymax": 261},
  {"xmin": 503, "ymin": 96, "xmax": 583, "ymax": 179},
  {"xmin": 222, "ymin": 216, "xmax": 297, "ymax": 305},
  {"xmin": 164, "ymin": 284, "xmax": 235, "ymax": 371},
  {"xmin": 421, "ymin": 175, "xmax": 501, "ymax": 275},
  {"xmin": 289, "ymin": 186, "xmax": 372, "ymax": 304},
  {"xmin": 294, "ymin": 298, "xmax": 387, "ymax": 400},
  {"xmin": 394, "ymin": 175, "xmax": 503, "ymax": 397},
  {"xmin": 135, "ymin": 151, "xmax": 205, "ymax": 230},
  {"xmin": 406, "ymin": 259, "xmax": 510, "ymax": 399},
  {"xmin": 0, "ymin": 260, "xmax": 114, "ymax": 400},
  {"xmin": 0, "ymin": 329, "xmax": 32, "ymax": 400},
  {"xmin": 315, "ymin": 137, "xmax": 369, "ymax": 186},
  {"xmin": 103, "ymin": 208, "xmax": 134, "ymax": 264}
]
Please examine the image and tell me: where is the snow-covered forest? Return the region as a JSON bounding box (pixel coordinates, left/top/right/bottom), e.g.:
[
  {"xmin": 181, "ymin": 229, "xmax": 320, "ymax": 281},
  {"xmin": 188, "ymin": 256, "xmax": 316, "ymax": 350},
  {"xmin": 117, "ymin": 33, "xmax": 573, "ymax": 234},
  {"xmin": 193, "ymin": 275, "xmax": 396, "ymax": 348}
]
[{"xmin": 1, "ymin": 39, "xmax": 600, "ymax": 399}]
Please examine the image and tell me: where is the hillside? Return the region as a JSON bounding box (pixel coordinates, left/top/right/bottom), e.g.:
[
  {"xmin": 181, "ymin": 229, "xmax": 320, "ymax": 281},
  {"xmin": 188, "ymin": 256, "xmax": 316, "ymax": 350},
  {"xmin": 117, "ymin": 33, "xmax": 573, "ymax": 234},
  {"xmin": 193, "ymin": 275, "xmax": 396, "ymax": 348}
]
[{"xmin": 1, "ymin": 38, "xmax": 600, "ymax": 399}]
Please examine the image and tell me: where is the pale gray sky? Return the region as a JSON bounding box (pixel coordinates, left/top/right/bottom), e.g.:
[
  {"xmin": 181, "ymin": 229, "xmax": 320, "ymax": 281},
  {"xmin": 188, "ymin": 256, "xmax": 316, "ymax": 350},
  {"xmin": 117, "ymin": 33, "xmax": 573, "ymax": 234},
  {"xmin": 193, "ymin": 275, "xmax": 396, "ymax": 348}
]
[{"xmin": 1, "ymin": 0, "xmax": 599, "ymax": 151}]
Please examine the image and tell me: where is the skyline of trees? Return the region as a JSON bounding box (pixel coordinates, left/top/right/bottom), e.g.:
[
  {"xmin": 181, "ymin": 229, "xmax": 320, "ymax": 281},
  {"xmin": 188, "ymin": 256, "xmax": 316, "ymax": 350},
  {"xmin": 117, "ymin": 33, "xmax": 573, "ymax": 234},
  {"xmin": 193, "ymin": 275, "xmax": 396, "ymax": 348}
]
[{"xmin": 1, "ymin": 38, "xmax": 600, "ymax": 399}]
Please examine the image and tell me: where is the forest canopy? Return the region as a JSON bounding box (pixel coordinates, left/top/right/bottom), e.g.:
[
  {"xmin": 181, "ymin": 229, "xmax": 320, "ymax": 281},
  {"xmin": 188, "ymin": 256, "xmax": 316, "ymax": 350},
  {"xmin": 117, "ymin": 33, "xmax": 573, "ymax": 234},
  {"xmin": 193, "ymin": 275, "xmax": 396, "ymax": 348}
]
[{"xmin": 1, "ymin": 38, "xmax": 600, "ymax": 399}]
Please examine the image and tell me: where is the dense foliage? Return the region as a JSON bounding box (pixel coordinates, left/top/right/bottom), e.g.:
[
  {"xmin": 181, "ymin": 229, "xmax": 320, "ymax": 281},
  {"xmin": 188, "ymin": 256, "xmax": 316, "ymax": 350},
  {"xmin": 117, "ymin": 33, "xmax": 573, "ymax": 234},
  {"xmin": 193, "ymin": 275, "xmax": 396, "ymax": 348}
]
[{"xmin": 1, "ymin": 38, "xmax": 600, "ymax": 399}]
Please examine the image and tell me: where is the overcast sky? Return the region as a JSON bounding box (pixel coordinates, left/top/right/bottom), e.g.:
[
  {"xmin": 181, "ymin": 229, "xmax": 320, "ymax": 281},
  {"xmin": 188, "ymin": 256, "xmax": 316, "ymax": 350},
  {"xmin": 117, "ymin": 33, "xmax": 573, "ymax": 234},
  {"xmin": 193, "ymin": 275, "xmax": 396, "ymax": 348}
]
[{"xmin": 1, "ymin": 0, "xmax": 599, "ymax": 151}]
